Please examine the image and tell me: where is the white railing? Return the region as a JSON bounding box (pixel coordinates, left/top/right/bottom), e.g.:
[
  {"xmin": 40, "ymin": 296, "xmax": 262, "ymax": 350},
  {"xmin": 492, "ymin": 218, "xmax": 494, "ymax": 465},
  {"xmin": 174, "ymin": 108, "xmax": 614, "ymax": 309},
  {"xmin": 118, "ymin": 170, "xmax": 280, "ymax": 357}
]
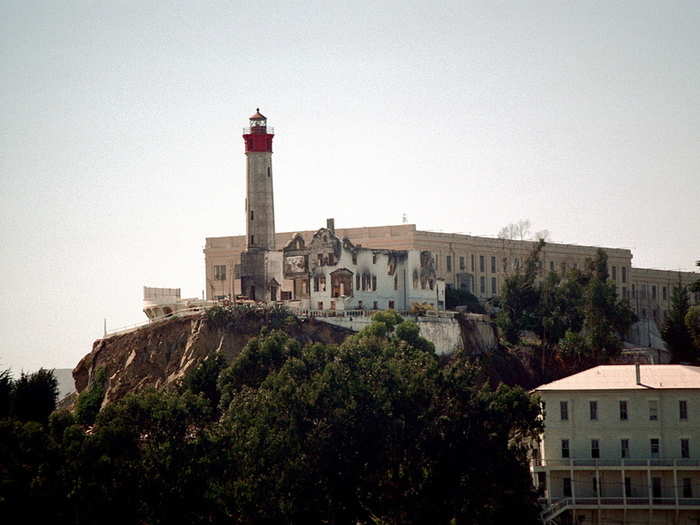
[
  {"xmin": 540, "ymin": 497, "xmax": 571, "ymax": 522},
  {"xmin": 103, "ymin": 307, "xmax": 207, "ymax": 338},
  {"xmin": 532, "ymin": 458, "xmax": 700, "ymax": 468}
]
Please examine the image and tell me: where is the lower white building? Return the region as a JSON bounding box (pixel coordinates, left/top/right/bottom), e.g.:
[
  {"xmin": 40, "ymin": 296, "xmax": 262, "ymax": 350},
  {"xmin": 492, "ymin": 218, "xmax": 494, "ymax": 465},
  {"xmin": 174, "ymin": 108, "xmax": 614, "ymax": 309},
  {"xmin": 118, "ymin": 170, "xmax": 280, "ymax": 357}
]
[{"xmin": 532, "ymin": 364, "xmax": 700, "ymax": 524}]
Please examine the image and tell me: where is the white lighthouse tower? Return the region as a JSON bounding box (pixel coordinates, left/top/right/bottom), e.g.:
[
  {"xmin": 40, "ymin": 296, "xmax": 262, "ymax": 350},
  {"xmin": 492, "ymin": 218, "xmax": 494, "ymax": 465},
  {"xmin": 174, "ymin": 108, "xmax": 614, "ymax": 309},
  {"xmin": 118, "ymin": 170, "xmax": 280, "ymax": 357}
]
[{"xmin": 239, "ymin": 109, "xmax": 278, "ymax": 301}]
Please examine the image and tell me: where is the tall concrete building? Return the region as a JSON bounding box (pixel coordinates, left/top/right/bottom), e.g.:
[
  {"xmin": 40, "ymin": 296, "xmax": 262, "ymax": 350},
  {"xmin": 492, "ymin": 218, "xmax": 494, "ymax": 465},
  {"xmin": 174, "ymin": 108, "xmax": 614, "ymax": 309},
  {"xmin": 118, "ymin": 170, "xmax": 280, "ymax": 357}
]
[{"xmin": 239, "ymin": 109, "xmax": 280, "ymax": 301}]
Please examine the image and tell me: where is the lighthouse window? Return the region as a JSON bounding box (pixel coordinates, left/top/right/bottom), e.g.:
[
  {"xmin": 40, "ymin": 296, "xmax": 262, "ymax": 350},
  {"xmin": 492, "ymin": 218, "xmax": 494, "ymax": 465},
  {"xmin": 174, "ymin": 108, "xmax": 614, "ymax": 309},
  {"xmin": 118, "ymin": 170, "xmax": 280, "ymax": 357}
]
[
  {"xmin": 250, "ymin": 210, "xmax": 254, "ymax": 221},
  {"xmin": 267, "ymin": 167, "xmax": 271, "ymax": 177}
]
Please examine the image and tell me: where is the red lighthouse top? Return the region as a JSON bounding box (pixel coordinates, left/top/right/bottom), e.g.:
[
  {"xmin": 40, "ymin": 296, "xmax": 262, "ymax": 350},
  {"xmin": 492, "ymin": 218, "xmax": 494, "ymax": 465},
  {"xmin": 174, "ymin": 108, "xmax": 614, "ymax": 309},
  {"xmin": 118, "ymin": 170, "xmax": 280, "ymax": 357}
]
[{"xmin": 243, "ymin": 108, "xmax": 274, "ymax": 152}]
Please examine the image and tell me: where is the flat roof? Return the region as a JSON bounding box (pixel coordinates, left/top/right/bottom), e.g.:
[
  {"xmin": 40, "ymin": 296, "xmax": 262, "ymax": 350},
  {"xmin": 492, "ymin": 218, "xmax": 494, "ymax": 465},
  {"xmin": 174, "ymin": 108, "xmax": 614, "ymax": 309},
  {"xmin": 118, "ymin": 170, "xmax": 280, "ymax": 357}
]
[{"xmin": 535, "ymin": 365, "xmax": 700, "ymax": 391}]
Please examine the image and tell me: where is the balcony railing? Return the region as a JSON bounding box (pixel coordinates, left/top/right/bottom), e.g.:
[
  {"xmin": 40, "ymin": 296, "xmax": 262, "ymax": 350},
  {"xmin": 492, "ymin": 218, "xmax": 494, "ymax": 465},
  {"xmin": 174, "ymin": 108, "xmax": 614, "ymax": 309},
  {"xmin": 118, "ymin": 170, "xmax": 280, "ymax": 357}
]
[
  {"xmin": 532, "ymin": 457, "xmax": 700, "ymax": 468},
  {"xmin": 242, "ymin": 127, "xmax": 274, "ymax": 134},
  {"xmin": 546, "ymin": 496, "xmax": 700, "ymax": 507}
]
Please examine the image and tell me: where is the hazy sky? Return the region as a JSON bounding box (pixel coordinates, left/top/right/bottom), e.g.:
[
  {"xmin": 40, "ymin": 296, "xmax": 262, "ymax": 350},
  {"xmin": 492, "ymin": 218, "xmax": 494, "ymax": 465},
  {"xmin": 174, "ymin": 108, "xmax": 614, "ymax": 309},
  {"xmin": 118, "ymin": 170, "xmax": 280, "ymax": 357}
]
[{"xmin": 1, "ymin": 1, "xmax": 698, "ymax": 373}]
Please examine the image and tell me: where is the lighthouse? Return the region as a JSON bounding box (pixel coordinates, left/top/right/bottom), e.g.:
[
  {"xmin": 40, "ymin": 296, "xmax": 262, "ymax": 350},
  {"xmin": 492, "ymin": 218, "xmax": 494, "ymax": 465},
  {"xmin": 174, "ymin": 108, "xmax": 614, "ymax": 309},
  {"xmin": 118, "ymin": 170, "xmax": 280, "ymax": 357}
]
[{"xmin": 239, "ymin": 109, "xmax": 279, "ymax": 301}]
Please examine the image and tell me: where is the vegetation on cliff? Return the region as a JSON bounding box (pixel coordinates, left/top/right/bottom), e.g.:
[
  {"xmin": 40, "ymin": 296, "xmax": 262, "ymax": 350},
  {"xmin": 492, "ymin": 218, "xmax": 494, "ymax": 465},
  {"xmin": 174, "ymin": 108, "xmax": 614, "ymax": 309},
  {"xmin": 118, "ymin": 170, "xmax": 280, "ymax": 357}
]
[
  {"xmin": 0, "ymin": 313, "xmax": 542, "ymax": 524},
  {"xmin": 496, "ymin": 242, "xmax": 637, "ymax": 362}
]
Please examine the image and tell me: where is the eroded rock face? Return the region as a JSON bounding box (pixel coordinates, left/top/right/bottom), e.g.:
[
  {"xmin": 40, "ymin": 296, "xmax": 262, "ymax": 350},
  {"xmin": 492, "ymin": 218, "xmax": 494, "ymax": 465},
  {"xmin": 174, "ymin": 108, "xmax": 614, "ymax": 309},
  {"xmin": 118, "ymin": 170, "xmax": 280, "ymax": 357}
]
[{"xmin": 73, "ymin": 314, "xmax": 352, "ymax": 406}]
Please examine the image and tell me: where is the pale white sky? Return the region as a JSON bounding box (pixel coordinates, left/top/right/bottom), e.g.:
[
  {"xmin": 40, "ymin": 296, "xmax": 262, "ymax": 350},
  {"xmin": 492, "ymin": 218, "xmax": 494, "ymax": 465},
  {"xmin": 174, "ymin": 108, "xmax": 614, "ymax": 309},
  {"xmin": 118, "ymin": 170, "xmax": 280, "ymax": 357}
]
[{"xmin": 1, "ymin": 1, "xmax": 698, "ymax": 372}]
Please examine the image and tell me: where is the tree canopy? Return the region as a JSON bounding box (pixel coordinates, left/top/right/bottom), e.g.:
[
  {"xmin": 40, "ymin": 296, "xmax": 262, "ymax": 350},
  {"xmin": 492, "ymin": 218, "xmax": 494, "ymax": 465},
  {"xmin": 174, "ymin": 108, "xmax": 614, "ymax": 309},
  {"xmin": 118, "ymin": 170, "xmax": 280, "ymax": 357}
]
[
  {"xmin": 0, "ymin": 315, "xmax": 543, "ymax": 524},
  {"xmin": 496, "ymin": 244, "xmax": 636, "ymax": 361}
]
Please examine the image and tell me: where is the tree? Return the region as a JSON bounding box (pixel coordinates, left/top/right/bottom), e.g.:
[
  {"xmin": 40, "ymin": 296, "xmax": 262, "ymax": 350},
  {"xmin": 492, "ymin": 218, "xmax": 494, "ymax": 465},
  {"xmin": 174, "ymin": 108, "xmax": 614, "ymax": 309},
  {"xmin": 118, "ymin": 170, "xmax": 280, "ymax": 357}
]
[
  {"xmin": 0, "ymin": 369, "xmax": 12, "ymax": 419},
  {"xmin": 445, "ymin": 286, "xmax": 485, "ymax": 313},
  {"xmin": 181, "ymin": 353, "xmax": 227, "ymax": 416},
  {"xmin": 496, "ymin": 239, "xmax": 544, "ymax": 343},
  {"xmin": 75, "ymin": 367, "xmax": 107, "ymax": 425},
  {"xmin": 498, "ymin": 219, "xmax": 532, "ymax": 241},
  {"xmin": 580, "ymin": 249, "xmax": 635, "ymax": 360},
  {"xmin": 686, "ymin": 306, "xmax": 700, "ymax": 351},
  {"xmin": 220, "ymin": 322, "xmax": 541, "ymax": 524},
  {"xmin": 662, "ymin": 279, "xmax": 696, "ymax": 363},
  {"xmin": 12, "ymin": 368, "xmax": 58, "ymax": 424}
]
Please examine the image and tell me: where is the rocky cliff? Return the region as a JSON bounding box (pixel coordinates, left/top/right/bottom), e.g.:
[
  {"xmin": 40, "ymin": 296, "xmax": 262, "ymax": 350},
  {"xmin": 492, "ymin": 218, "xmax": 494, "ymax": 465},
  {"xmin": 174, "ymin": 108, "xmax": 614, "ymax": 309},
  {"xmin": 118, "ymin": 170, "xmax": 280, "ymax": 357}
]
[{"xmin": 73, "ymin": 312, "xmax": 353, "ymax": 405}]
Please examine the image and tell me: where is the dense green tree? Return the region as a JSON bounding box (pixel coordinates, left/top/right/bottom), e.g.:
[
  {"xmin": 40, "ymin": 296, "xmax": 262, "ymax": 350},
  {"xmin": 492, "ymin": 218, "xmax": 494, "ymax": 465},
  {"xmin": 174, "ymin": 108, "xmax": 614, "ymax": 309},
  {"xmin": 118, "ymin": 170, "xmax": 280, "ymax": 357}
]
[
  {"xmin": 0, "ymin": 369, "xmax": 12, "ymax": 419},
  {"xmin": 220, "ymin": 321, "xmax": 541, "ymax": 524},
  {"xmin": 496, "ymin": 240, "xmax": 545, "ymax": 343},
  {"xmin": 662, "ymin": 281, "xmax": 696, "ymax": 363},
  {"xmin": 686, "ymin": 306, "xmax": 700, "ymax": 351},
  {"xmin": 181, "ymin": 352, "xmax": 227, "ymax": 415},
  {"xmin": 0, "ymin": 315, "xmax": 544, "ymax": 524},
  {"xmin": 74, "ymin": 367, "xmax": 107, "ymax": 425},
  {"xmin": 580, "ymin": 249, "xmax": 636, "ymax": 360},
  {"xmin": 445, "ymin": 286, "xmax": 486, "ymax": 313},
  {"xmin": 12, "ymin": 368, "xmax": 58, "ymax": 424}
]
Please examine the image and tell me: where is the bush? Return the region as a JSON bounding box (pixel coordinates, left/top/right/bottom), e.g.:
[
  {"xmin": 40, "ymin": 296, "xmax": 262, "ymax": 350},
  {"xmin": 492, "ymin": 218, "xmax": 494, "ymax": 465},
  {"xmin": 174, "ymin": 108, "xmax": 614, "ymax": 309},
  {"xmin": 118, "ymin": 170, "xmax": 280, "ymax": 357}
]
[{"xmin": 75, "ymin": 367, "xmax": 107, "ymax": 426}]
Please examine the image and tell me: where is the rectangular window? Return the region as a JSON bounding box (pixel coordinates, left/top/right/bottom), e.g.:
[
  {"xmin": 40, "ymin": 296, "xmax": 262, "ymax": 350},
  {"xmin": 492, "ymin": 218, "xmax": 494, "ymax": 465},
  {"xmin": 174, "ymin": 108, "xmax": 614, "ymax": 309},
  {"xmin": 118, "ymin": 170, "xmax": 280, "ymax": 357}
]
[
  {"xmin": 622, "ymin": 266, "xmax": 627, "ymax": 283},
  {"xmin": 589, "ymin": 401, "xmax": 598, "ymax": 420},
  {"xmin": 491, "ymin": 256, "xmax": 496, "ymax": 273},
  {"xmin": 681, "ymin": 439, "xmax": 690, "ymax": 458},
  {"xmin": 563, "ymin": 478, "xmax": 572, "ymax": 497},
  {"xmin": 317, "ymin": 301, "xmax": 323, "ymax": 310},
  {"xmin": 471, "ymin": 254, "xmax": 475, "ymax": 271},
  {"xmin": 459, "ymin": 256, "xmax": 465, "ymax": 270},
  {"xmin": 663, "ymin": 286, "xmax": 667, "ymax": 300},
  {"xmin": 446, "ymin": 255, "xmax": 452, "ymax": 272},
  {"xmin": 652, "ymin": 285, "xmax": 657, "ymax": 300},
  {"xmin": 612, "ymin": 266, "xmax": 617, "ymax": 280},
  {"xmin": 549, "ymin": 261, "xmax": 555, "ymax": 272},
  {"xmin": 388, "ymin": 300, "xmax": 395, "ymax": 310},
  {"xmin": 480, "ymin": 276, "xmax": 485, "ymax": 294},
  {"xmin": 250, "ymin": 235, "xmax": 254, "ymax": 245},
  {"xmin": 622, "ymin": 286, "xmax": 628, "ymax": 299},
  {"xmin": 356, "ymin": 274, "xmax": 360, "ymax": 289},
  {"xmin": 592, "ymin": 477, "xmax": 598, "ymax": 494},
  {"xmin": 621, "ymin": 439, "xmax": 629, "ymax": 458},
  {"xmin": 214, "ymin": 264, "xmax": 227, "ymax": 280},
  {"xmin": 560, "ymin": 401, "xmax": 569, "ymax": 421},
  {"xmin": 649, "ymin": 400, "xmax": 658, "ymax": 421},
  {"xmin": 373, "ymin": 301, "xmax": 378, "ymax": 310},
  {"xmin": 372, "ymin": 253, "xmax": 377, "ymax": 264},
  {"xmin": 680, "ymin": 400, "xmax": 688, "ymax": 420},
  {"xmin": 650, "ymin": 438, "xmax": 660, "ymax": 457},
  {"xmin": 561, "ymin": 439, "xmax": 570, "ymax": 458},
  {"xmin": 479, "ymin": 255, "xmax": 485, "ymax": 272},
  {"xmin": 372, "ymin": 275, "xmax": 377, "ymax": 291},
  {"xmin": 619, "ymin": 400, "xmax": 628, "ymax": 420},
  {"xmin": 652, "ymin": 477, "xmax": 661, "ymax": 498},
  {"xmin": 393, "ymin": 274, "xmax": 398, "ymax": 291},
  {"xmin": 591, "ymin": 439, "xmax": 600, "ymax": 459},
  {"xmin": 683, "ymin": 478, "xmax": 693, "ymax": 498},
  {"xmin": 491, "ymin": 277, "xmax": 497, "ymax": 295},
  {"xmin": 632, "ymin": 284, "xmax": 636, "ymax": 298},
  {"xmin": 625, "ymin": 477, "xmax": 632, "ymax": 497},
  {"xmin": 249, "ymin": 210, "xmax": 254, "ymax": 220}
]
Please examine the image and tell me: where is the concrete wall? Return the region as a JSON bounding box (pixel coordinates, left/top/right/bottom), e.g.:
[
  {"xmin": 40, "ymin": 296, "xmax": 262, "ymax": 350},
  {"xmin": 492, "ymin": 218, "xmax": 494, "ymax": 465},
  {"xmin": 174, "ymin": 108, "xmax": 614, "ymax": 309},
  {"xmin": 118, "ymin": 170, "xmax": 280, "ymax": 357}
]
[{"xmin": 317, "ymin": 314, "xmax": 497, "ymax": 356}]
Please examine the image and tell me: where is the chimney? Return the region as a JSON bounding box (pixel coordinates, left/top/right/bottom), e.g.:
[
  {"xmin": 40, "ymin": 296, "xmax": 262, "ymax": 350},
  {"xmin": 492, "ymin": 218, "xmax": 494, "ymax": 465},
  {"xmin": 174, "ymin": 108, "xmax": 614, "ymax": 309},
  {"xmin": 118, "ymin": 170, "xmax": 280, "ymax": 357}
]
[
  {"xmin": 326, "ymin": 218, "xmax": 335, "ymax": 233},
  {"xmin": 635, "ymin": 363, "xmax": 641, "ymax": 385}
]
